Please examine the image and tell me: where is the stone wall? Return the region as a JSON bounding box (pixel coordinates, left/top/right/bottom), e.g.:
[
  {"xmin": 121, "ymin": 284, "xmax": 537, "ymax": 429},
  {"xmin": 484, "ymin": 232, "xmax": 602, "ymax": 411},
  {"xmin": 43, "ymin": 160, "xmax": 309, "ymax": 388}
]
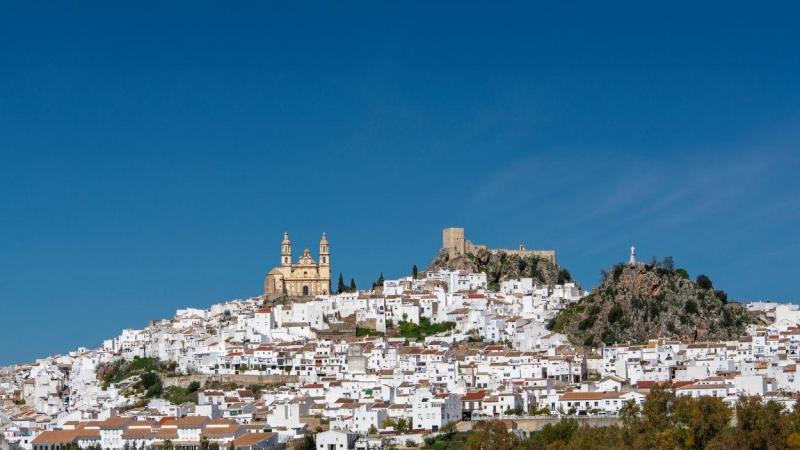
[
  {"xmin": 441, "ymin": 227, "xmax": 555, "ymax": 264},
  {"xmin": 161, "ymin": 374, "xmax": 298, "ymax": 388},
  {"xmin": 456, "ymin": 416, "xmax": 620, "ymax": 432}
]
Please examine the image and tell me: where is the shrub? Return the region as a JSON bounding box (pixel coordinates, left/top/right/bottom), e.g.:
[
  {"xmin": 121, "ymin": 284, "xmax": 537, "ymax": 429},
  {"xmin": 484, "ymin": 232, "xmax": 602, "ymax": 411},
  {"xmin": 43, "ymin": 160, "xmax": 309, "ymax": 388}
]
[
  {"xmin": 601, "ymin": 328, "xmax": 614, "ymax": 344},
  {"xmin": 696, "ymin": 274, "xmax": 713, "ymax": 290},
  {"xmin": 608, "ymin": 305, "xmax": 624, "ymax": 323},
  {"xmin": 685, "ymin": 299, "xmax": 699, "ymax": 315},
  {"xmin": 613, "ymin": 265, "xmax": 624, "ymax": 282},
  {"xmin": 578, "ymin": 315, "xmax": 596, "ymax": 331},
  {"xmin": 140, "ymin": 372, "xmax": 160, "ymax": 389},
  {"xmin": 557, "ymin": 268, "xmax": 572, "ymax": 284}
]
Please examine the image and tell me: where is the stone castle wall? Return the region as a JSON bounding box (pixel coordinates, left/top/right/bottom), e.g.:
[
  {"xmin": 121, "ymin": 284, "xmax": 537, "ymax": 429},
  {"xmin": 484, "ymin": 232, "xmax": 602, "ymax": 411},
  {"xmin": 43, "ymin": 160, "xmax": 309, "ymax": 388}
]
[{"xmin": 442, "ymin": 227, "xmax": 555, "ymax": 264}]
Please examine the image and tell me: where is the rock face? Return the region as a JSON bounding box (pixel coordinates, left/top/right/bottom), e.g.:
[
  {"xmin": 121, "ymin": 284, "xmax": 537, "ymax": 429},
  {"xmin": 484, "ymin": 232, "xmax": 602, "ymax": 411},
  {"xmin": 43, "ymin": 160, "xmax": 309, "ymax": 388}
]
[
  {"xmin": 427, "ymin": 247, "xmax": 573, "ymax": 289},
  {"xmin": 548, "ymin": 262, "xmax": 756, "ymax": 347}
]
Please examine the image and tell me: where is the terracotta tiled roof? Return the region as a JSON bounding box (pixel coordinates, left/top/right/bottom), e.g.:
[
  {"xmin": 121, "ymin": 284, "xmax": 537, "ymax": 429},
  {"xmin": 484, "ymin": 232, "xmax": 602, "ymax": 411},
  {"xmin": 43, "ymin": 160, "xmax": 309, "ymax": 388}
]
[
  {"xmin": 559, "ymin": 391, "xmax": 621, "ymax": 401},
  {"xmin": 233, "ymin": 432, "xmax": 275, "ymax": 447},
  {"xmin": 175, "ymin": 416, "xmax": 210, "ymax": 428},
  {"xmin": 100, "ymin": 417, "xmax": 133, "ymax": 430},
  {"xmin": 32, "ymin": 430, "xmax": 78, "ymax": 444},
  {"xmin": 461, "ymin": 390, "xmax": 486, "ymax": 401}
]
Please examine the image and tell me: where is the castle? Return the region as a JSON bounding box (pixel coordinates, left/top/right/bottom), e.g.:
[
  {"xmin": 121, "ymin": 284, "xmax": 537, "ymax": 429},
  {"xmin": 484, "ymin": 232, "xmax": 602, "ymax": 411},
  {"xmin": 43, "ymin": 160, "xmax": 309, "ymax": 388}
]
[
  {"xmin": 264, "ymin": 232, "xmax": 331, "ymax": 298},
  {"xmin": 442, "ymin": 227, "xmax": 556, "ymax": 264}
]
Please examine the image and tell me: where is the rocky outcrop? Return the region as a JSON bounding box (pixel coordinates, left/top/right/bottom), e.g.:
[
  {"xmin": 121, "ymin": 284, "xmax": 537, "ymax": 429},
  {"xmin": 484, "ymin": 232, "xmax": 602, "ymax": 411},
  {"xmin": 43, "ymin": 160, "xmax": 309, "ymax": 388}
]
[
  {"xmin": 549, "ymin": 262, "xmax": 757, "ymax": 347},
  {"xmin": 427, "ymin": 247, "xmax": 573, "ymax": 289}
]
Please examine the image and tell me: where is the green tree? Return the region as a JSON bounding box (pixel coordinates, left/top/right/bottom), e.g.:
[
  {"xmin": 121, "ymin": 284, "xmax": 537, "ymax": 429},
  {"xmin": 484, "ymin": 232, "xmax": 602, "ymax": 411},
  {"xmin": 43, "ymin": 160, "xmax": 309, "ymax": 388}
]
[
  {"xmin": 140, "ymin": 371, "xmax": 160, "ymax": 389},
  {"xmin": 396, "ymin": 417, "xmax": 408, "ymax": 431},
  {"xmin": 671, "ymin": 396, "xmax": 731, "ymax": 449},
  {"xmin": 337, "ymin": 273, "xmax": 346, "ymax": 294},
  {"xmin": 641, "ymin": 383, "xmax": 674, "ymax": 432},
  {"xmin": 349, "ymin": 278, "xmax": 357, "ymax": 292},
  {"xmin": 465, "ymin": 421, "xmax": 518, "ymax": 450},
  {"xmin": 608, "ymin": 305, "xmax": 624, "ymax": 323},
  {"xmin": 696, "ymin": 274, "xmax": 713, "ymax": 290},
  {"xmin": 526, "ymin": 419, "xmax": 578, "ymax": 448},
  {"xmin": 383, "ymin": 418, "xmax": 398, "ymax": 429},
  {"xmin": 619, "ymin": 400, "xmax": 641, "ymax": 428},
  {"xmin": 297, "ymin": 434, "xmax": 315, "ymax": 450},
  {"xmin": 557, "ymin": 268, "xmax": 572, "ymax": 284},
  {"xmin": 163, "ymin": 440, "xmax": 173, "ymax": 450},
  {"xmin": 412, "ymin": 264, "xmax": 418, "ymax": 278},
  {"xmin": 734, "ymin": 396, "xmax": 786, "ymax": 450}
]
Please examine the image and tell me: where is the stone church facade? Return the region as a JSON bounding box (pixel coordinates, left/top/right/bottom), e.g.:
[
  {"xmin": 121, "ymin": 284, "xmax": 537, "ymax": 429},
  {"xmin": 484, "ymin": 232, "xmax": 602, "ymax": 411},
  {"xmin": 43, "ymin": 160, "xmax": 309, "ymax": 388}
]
[{"xmin": 264, "ymin": 232, "xmax": 331, "ymax": 298}]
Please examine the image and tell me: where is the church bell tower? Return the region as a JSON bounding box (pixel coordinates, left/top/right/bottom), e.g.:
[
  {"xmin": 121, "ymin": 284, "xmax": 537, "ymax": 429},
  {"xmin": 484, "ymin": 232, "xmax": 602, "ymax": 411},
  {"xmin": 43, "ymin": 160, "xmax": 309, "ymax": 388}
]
[
  {"xmin": 319, "ymin": 232, "xmax": 330, "ymax": 277},
  {"xmin": 281, "ymin": 232, "xmax": 292, "ymax": 267}
]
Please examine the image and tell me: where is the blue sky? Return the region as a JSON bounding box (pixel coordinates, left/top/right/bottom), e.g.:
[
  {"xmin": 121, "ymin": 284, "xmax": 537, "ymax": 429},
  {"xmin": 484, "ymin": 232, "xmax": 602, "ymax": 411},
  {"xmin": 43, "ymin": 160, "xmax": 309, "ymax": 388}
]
[{"xmin": 1, "ymin": 2, "xmax": 799, "ymax": 364}]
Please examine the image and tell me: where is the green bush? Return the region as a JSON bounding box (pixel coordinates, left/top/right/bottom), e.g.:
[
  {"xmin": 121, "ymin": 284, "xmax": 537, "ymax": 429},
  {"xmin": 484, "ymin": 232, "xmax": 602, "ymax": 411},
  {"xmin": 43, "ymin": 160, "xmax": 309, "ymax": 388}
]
[
  {"xmin": 398, "ymin": 318, "xmax": 454, "ymax": 340},
  {"xmin": 696, "ymin": 274, "xmax": 713, "ymax": 290},
  {"xmin": 356, "ymin": 327, "xmax": 384, "ymax": 337},
  {"xmin": 607, "ymin": 305, "xmax": 624, "ymax": 323},
  {"xmin": 613, "ymin": 264, "xmax": 624, "ymax": 282},
  {"xmin": 578, "ymin": 315, "xmax": 596, "ymax": 330}
]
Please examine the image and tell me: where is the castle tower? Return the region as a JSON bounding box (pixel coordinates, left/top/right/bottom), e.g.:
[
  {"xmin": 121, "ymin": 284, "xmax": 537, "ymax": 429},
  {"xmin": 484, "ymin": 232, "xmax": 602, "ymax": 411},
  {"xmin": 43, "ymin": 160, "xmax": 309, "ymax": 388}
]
[
  {"xmin": 319, "ymin": 232, "xmax": 330, "ymax": 278},
  {"xmin": 281, "ymin": 232, "xmax": 292, "ymax": 267},
  {"xmin": 443, "ymin": 227, "xmax": 466, "ymax": 258},
  {"xmin": 629, "ymin": 246, "xmax": 636, "ymax": 265}
]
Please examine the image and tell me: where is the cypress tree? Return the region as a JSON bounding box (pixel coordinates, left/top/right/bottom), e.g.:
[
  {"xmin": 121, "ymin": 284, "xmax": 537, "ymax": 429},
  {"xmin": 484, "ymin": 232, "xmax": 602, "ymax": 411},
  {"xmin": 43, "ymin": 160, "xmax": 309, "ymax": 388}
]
[
  {"xmin": 337, "ymin": 273, "xmax": 346, "ymax": 294},
  {"xmin": 349, "ymin": 278, "xmax": 357, "ymax": 292},
  {"xmin": 412, "ymin": 265, "xmax": 418, "ymax": 278}
]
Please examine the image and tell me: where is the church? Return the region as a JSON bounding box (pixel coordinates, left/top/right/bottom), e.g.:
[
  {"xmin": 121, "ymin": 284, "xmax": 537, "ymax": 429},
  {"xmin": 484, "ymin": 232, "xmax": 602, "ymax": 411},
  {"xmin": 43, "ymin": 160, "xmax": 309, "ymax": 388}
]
[{"xmin": 264, "ymin": 232, "xmax": 331, "ymax": 298}]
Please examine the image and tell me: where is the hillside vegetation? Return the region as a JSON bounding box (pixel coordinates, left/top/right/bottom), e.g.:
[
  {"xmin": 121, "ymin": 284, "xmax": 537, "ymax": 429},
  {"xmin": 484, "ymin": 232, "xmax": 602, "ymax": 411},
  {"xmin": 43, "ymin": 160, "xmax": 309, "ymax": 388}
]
[
  {"xmin": 97, "ymin": 356, "xmax": 199, "ymax": 405},
  {"xmin": 548, "ymin": 258, "xmax": 756, "ymax": 347},
  {"xmin": 427, "ymin": 248, "xmax": 573, "ymax": 289},
  {"xmin": 424, "ymin": 388, "xmax": 800, "ymax": 450}
]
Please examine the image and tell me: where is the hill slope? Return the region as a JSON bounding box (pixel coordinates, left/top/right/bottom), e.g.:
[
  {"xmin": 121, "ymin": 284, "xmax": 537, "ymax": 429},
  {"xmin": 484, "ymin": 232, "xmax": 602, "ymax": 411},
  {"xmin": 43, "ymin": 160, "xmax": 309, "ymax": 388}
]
[
  {"xmin": 548, "ymin": 261, "xmax": 756, "ymax": 347},
  {"xmin": 427, "ymin": 248, "xmax": 574, "ymax": 289}
]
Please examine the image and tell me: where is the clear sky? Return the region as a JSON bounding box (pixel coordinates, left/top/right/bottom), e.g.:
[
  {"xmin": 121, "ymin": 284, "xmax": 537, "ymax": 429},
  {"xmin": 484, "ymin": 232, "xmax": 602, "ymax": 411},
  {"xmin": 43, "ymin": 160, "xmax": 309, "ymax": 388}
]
[{"xmin": 2, "ymin": 2, "xmax": 799, "ymax": 365}]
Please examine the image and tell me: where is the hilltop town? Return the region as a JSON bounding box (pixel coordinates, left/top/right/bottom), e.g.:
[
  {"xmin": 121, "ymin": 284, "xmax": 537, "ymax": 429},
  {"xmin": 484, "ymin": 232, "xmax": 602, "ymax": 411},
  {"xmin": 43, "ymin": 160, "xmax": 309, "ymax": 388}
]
[{"xmin": 2, "ymin": 229, "xmax": 800, "ymax": 450}]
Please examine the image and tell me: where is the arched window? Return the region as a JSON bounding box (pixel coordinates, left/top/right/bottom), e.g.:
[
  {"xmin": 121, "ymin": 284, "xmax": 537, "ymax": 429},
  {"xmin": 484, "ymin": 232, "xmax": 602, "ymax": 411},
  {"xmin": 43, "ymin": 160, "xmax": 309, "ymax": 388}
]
[{"xmin": 303, "ymin": 286, "xmax": 309, "ymax": 296}]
